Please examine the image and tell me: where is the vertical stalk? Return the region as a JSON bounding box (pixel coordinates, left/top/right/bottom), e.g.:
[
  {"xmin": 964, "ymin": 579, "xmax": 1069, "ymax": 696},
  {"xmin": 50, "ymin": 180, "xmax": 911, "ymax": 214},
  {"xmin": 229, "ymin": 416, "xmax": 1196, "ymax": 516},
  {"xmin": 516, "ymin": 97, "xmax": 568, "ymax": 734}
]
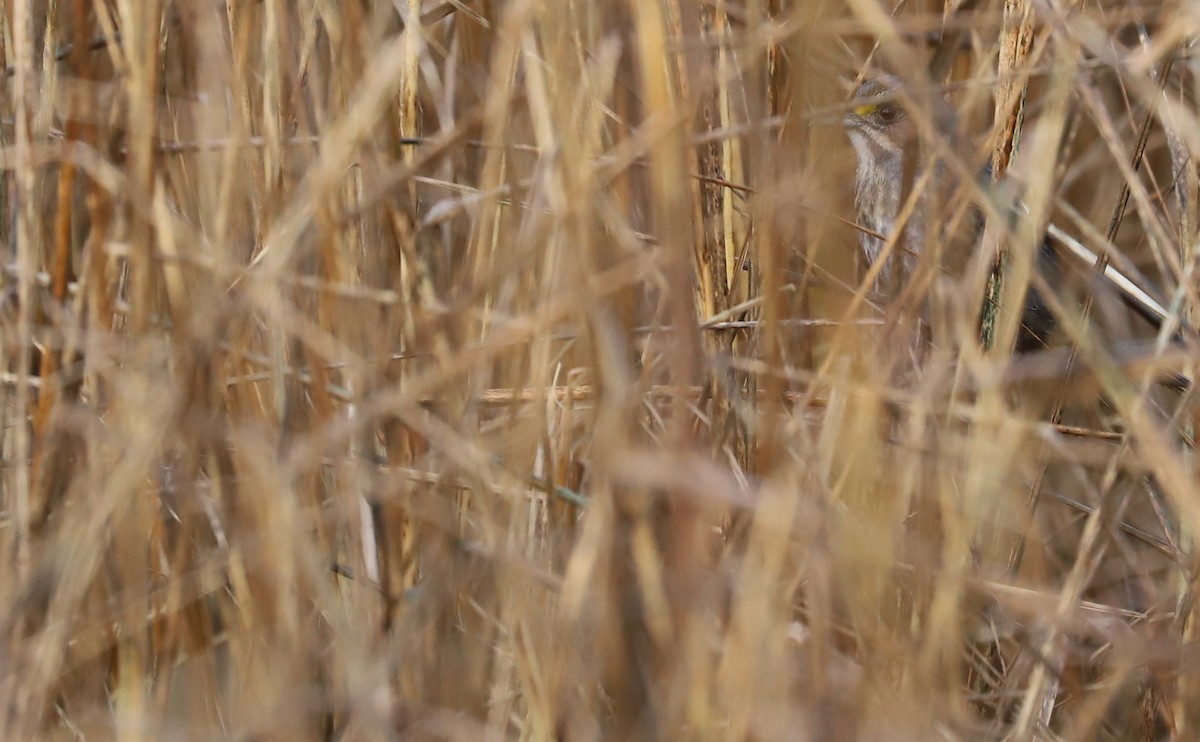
[
  {"xmin": 10, "ymin": 0, "xmax": 37, "ymax": 590},
  {"xmin": 980, "ymin": 0, "xmax": 1034, "ymax": 351}
]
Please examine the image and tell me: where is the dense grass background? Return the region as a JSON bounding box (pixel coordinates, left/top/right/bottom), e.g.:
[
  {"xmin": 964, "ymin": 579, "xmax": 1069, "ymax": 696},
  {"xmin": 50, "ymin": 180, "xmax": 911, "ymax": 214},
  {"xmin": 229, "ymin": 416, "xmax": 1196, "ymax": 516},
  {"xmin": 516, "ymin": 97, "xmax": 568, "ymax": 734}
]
[{"xmin": 1, "ymin": 0, "xmax": 1197, "ymax": 739}]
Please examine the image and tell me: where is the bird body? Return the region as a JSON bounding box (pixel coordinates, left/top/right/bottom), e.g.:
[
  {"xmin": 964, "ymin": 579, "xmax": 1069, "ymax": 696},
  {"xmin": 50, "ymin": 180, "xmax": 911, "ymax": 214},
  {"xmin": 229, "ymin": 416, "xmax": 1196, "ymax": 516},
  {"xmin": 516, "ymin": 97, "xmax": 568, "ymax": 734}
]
[
  {"xmin": 842, "ymin": 75, "xmax": 1056, "ymax": 352},
  {"xmin": 843, "ymin": 76, "xmax": 926, "ymax": 290},
  {"xmin": 848, "ymin": 123, "xmax": 915, "ymax": 283}
]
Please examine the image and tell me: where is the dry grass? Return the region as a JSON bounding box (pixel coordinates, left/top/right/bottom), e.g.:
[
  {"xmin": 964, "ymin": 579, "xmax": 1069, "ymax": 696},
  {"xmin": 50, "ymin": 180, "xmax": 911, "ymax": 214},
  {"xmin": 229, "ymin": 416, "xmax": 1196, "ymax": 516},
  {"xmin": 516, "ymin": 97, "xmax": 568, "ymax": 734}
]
[{"xmin": 1, "ymin": 0, "xmax": 1198, "ymax": 739}]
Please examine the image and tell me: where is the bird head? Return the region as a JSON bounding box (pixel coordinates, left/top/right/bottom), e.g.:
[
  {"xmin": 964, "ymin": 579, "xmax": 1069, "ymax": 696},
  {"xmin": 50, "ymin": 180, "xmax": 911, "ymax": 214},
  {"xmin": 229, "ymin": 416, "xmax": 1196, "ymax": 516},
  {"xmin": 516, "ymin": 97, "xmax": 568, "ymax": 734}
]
[{"xmin": 842, "ymin": 75, "xmax": 916, "ymax": 163}]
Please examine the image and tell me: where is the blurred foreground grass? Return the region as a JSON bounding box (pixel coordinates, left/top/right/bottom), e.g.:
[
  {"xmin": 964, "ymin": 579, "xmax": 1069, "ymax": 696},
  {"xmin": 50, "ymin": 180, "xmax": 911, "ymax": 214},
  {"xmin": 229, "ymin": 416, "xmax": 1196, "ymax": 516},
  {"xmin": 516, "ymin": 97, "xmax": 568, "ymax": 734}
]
[{"xmin": 1, "ymin": 1, "xmax": 1198, "ymax": 739}]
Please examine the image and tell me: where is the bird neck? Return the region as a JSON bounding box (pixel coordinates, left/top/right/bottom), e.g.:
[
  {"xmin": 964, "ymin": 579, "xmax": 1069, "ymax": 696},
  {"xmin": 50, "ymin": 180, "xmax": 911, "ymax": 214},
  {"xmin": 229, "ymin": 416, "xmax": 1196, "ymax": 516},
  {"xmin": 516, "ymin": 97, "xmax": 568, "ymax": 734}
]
[{"xmin": 854, "ymin": 147, "xmax": 905, "ymax": 262}]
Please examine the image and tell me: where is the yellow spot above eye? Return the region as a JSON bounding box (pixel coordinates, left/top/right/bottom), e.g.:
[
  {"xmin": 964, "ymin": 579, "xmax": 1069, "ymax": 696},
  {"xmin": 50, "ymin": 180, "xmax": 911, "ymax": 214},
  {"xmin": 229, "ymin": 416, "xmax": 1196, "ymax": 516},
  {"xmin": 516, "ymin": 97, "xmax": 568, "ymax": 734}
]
[{"xmin": 854, "ymin": 104, "xmax": 878, "ymax": 118}]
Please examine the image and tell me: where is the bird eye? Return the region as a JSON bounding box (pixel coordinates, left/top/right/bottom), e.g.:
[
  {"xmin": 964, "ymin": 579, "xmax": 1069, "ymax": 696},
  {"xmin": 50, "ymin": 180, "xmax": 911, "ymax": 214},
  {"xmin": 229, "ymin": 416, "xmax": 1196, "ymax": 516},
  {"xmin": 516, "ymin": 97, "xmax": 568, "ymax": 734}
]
[{"xmin": 877, "ymin": 104, "xmax": 898, "ymax": 123}]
